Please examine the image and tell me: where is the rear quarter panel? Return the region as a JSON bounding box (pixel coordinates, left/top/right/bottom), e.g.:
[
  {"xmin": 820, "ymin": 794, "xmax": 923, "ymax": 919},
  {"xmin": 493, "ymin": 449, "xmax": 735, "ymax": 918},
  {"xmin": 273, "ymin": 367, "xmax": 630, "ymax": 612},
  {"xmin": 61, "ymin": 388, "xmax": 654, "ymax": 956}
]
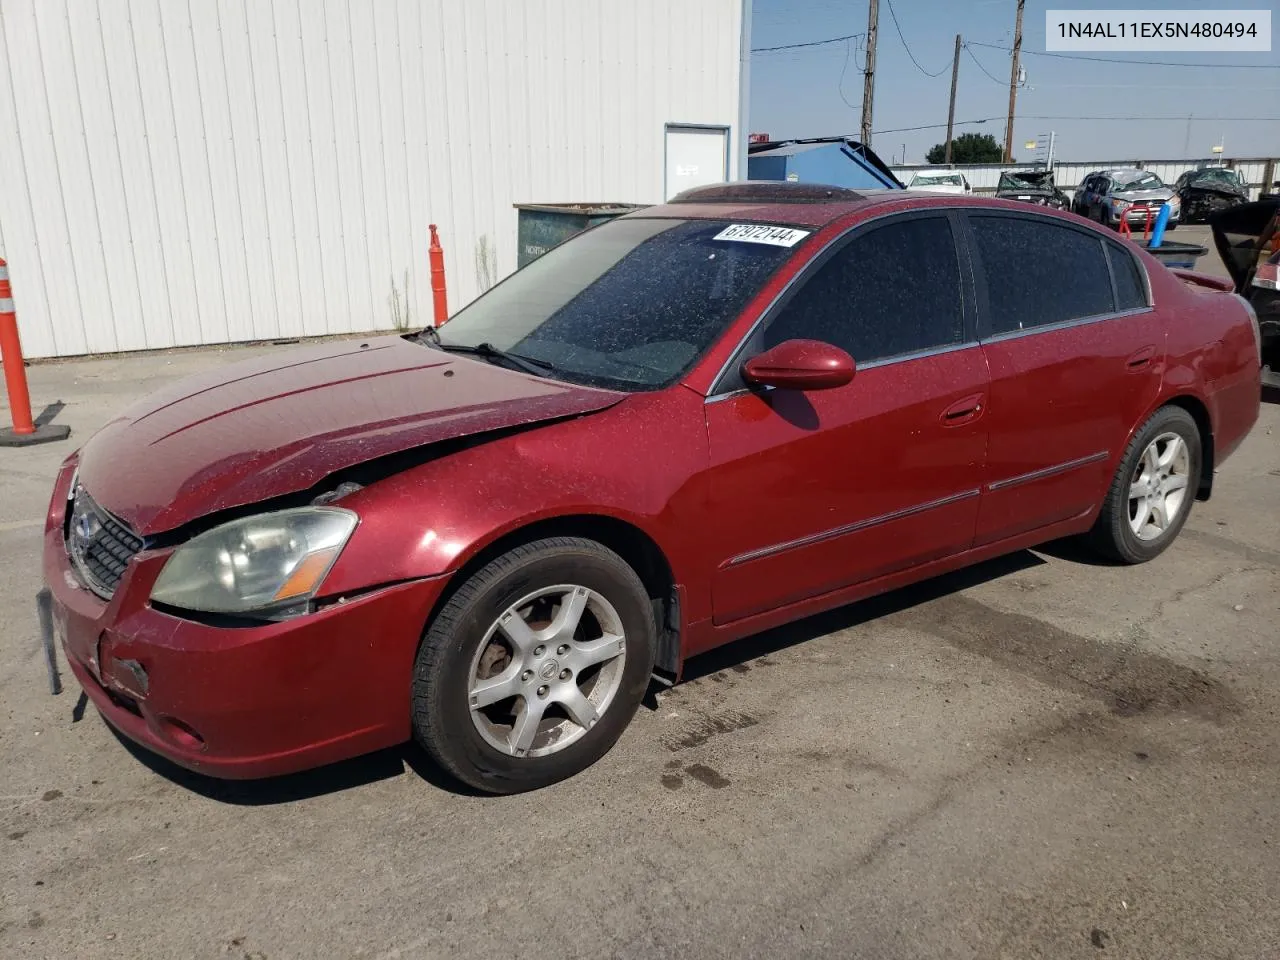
[{"xmin": 1145, "ymin": 257, "xmax": 1260, "ymax": 466}]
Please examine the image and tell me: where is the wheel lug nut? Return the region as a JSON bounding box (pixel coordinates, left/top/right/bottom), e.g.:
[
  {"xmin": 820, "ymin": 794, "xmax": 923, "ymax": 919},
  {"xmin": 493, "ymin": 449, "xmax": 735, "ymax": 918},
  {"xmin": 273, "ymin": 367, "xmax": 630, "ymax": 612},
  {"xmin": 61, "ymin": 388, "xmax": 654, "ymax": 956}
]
[
  {"xmin": 534, "ymin": 645, "xmax": 545, "ymax": 657},
  {"xmin": 557, "ymin": 644, "xmax": 569, "ymax": 655},
  {"xmin": 521, "ymin": 670, "xmax": 533, "ymax": 682},
  {"xmin": 537, "ymin": 685, "xmax": 549, "ymax": 698},
  {"xmin": 559, "ymin": 668, "xmax": 571, "ymax": 681}
]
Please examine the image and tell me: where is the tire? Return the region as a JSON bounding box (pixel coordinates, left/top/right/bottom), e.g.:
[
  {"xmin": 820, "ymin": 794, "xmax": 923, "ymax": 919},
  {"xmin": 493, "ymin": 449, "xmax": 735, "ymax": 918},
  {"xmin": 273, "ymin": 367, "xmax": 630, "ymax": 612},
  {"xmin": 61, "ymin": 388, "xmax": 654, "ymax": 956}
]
[
  {"xmin": 412, "ymin": 536, "xmax": 656, "ymax": 794},
  {"xmin": 1088, "ymin": 406, "xmax": 1202, "ymax": 564}
]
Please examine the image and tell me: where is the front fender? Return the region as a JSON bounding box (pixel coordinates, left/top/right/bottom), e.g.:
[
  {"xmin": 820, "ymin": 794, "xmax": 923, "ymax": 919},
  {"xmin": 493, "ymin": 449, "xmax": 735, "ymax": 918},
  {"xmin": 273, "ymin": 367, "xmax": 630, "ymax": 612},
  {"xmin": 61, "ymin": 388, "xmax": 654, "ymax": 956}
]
[{"xmin": 319, "ymin": 389, "xmax": 712, "ymax": 602}]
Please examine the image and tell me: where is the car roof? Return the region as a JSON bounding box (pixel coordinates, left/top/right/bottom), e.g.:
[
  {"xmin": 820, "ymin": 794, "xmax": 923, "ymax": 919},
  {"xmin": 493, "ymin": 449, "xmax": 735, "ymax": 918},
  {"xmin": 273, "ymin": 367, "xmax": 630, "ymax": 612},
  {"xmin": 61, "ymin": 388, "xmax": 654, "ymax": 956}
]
[{"xmin": 622, "ymin": 182, "xmax": 1087, "ymax": 229}]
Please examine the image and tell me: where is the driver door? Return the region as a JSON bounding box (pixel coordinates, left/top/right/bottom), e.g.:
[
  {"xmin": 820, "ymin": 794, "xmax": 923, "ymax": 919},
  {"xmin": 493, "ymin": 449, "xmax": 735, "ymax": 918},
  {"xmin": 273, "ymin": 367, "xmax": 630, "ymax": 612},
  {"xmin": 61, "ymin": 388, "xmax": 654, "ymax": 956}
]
[{"xmin": 702, "ymin": 212, "xmax": 991, "ymax": 624}]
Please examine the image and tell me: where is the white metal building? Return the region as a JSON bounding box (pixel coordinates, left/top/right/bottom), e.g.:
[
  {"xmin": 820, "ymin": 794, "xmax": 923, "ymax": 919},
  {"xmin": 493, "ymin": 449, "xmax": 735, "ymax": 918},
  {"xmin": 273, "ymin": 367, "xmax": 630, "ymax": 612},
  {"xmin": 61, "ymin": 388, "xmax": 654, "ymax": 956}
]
[{"xmin": 0, "ymin": 0, "xmax": 751, "ymax": 359}]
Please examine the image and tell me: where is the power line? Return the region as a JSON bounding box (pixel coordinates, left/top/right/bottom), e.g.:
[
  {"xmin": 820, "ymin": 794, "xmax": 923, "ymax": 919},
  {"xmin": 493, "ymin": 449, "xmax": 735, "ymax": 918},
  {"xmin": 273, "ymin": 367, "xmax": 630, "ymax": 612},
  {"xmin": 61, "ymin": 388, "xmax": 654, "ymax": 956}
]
[
  {"xmin": 963, "ymin": 43, "xmax": 1005, "ymax": 85},
  {"xmin": 883, "ymin": 0, "xmax": 950, "ymax": 77},
  {"xmin": 968, "ymin": 40, "xmax": 1279, "ymax": 69},
  {"xmin": 873, "ymin": 118, "xmax": 999, "ymax": 135},
  {"xmin": 838, "ymin": 37, "xmax": 861, "ymax": 111},
  {"xmin": 752, "ymin": 32, "xmax": 863, "ymax": 53},
  {"xmin": 870, "ymin": 114, "xmax": 1280, "ymax": 135}
]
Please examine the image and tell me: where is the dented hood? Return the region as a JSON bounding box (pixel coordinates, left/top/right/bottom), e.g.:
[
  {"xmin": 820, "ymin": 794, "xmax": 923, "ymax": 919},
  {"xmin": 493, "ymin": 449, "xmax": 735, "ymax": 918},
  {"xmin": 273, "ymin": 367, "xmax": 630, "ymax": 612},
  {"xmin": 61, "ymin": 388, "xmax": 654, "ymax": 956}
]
[{"xmin": 77, "ymin": 335, "xmax": 625, "ymax": 534}]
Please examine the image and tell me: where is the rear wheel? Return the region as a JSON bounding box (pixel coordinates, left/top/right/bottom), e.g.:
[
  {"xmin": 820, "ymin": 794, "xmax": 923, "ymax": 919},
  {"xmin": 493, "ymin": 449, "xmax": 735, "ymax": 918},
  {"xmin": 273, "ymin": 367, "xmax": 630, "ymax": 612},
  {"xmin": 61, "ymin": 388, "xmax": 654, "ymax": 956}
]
[
  {"xmin": 1088, "ymin": 406, "xmax": 1202, "ymax": 564},
  {"xmin": 412, "ymin": 536, "xmax": 656, "ymax": 794}
]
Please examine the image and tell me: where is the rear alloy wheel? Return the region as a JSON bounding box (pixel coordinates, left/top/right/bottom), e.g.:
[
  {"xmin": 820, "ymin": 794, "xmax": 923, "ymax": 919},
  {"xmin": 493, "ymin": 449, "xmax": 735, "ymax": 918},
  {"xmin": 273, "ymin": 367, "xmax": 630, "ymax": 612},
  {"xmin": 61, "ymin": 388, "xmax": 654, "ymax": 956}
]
[
  {"xmin": 1088, "ymin": 406, "xmax": 1202, "ymax": 564},
  {"xmin": 412, "ymin": 537, "xmax": 656, "ymax": 794}
]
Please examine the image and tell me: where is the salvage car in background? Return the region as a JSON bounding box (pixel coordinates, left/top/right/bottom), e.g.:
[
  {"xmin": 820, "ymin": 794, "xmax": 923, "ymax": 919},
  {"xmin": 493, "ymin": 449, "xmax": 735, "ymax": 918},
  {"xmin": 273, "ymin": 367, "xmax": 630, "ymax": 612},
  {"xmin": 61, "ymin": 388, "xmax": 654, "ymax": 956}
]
[
  {"xmin": 1175, "ymin": 166, "xmax": 1249, "ymax": 222},
  {"xmin": 1209, "ymin": 196, "xmax": 1280, "ymax": 381},
  {"xmin": 42, "ymin": 182, "xmax": 1261, "ymax": 794},
  {"xmin": 906, "ymin": 170, "xmax": 971, "ymax": 195},
  {"xmin": 1075, "ymin": 168, "xmax": 1181, "ymax": 230},
  {"xmin": 995, "ymin": 169, "xmax": 1070, "ymax": 210}
]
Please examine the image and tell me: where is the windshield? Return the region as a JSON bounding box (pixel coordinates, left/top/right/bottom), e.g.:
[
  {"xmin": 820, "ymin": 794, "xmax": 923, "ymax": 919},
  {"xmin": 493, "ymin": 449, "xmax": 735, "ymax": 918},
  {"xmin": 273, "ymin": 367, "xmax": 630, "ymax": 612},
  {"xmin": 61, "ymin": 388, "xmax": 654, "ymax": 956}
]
[
  {"xmin": 431, "ymin": 218, "xmax": 803, "ymax": 390},
  {"xmin": 913, "ymin": 174, "xmax": 963, "ymax": 186},
  {"xmin": 998, "ymin": 172, "xmax": 1051, "ymax": 190},
  {"xmin": 1115, "ymin": 172, "xmax": 1164, "ymax": 192},
  {"xmin": 1192, "ymin": 168, "xmax": 1242, "ymax": 185}
]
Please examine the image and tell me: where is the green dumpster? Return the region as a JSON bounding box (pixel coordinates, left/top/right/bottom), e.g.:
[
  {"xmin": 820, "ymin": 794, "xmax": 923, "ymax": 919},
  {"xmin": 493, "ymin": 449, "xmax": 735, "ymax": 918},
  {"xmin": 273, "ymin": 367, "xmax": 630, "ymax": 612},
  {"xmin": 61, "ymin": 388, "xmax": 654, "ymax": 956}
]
[{"xmin": 514, "ymin": 203, "xmax": 646, "ymax": 268}]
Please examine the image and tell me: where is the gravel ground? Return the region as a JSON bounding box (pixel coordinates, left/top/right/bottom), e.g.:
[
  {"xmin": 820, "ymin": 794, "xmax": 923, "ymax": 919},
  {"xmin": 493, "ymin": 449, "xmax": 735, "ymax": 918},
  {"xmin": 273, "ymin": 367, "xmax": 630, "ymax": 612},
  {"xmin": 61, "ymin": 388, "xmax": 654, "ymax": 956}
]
[{"xmin": 2, "ymin": 232, "xmax": 1278, "ymax": 959}]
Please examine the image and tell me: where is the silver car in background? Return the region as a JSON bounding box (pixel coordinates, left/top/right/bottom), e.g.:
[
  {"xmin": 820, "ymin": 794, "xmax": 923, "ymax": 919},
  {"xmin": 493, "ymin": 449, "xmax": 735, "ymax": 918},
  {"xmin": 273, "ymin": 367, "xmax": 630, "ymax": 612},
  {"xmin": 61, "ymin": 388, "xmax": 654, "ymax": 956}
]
[
  {"xmin": 906, "ymin": 171, "xmax": 971, "ymax": 195},
  {"xmin": 1073, "ymin": 168, "xmax": 1181, "ymax": 231}
]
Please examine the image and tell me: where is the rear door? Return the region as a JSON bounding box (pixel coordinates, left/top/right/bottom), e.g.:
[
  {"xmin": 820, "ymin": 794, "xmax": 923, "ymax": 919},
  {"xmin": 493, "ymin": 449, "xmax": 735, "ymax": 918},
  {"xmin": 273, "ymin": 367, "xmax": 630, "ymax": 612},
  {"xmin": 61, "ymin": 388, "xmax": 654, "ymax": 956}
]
[
  {"xmin": 964, "ymin": 210, "xmax": 1164, "ymax": 546},
  {"xmin": 703, "ymin": 211, "xmax": 990, "ymax": 623}
]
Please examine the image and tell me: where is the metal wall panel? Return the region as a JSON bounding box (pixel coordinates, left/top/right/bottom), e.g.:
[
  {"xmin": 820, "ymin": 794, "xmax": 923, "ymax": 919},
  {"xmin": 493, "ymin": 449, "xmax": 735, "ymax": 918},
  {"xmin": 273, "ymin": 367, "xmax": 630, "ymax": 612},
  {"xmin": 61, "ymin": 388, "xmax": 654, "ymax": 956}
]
[{"xmin": 0, "ymin": 0, "xmax": 745, "ymax": 358}]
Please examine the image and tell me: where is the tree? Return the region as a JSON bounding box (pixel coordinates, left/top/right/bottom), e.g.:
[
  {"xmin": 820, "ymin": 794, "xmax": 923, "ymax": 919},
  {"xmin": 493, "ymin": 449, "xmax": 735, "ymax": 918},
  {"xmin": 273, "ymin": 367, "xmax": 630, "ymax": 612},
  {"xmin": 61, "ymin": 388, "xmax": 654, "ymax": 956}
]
[{"xmin": 925, "ymin": 132, "xmax": 1005, "ymax": 165}]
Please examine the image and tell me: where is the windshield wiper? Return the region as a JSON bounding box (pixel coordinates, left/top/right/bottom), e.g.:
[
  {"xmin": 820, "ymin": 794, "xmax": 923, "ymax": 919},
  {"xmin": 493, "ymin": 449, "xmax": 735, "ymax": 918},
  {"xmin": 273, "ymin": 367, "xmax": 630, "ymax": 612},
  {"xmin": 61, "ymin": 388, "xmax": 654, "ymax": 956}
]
[
  {"xmin": 439, "ymin": 340, "xmax": 557, "ymax": 377},
  {"xmin": 412, "ymin": 326, "xmax": 556, "ymax": 376}
]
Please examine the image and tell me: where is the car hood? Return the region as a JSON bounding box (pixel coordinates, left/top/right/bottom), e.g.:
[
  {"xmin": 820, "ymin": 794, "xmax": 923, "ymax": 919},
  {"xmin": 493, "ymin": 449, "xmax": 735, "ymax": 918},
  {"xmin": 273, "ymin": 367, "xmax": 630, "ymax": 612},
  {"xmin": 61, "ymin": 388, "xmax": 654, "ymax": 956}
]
[
  {"xmin": 76, "ymin": 335, "xmax": 626, "ymax": 534},
  {"xmin": 1114, "ymin": 187, "xmax": 1174, "ymax": 202},
  {"xmin": 911, "ymin": 183, "xmax": 967, "ymax": 194},
  {"xmin": 1184, "ymin": 176, "xmax": 1247, "ymax": 198}
]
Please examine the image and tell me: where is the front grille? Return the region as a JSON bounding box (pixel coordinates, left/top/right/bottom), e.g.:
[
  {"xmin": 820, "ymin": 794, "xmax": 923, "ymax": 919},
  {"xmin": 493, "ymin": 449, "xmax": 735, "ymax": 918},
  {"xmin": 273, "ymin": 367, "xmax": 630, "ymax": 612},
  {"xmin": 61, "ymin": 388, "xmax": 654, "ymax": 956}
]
[{"xmin": 66, "ymin": 488, "xmax": 144, "ymax": 599}]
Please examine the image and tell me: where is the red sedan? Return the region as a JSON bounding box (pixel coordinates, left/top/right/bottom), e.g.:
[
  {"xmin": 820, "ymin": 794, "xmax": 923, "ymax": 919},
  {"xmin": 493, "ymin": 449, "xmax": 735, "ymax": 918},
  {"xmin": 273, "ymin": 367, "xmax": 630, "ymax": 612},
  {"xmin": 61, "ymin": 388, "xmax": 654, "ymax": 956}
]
[{"xmin": 42, "ymin": 183, "xmax": 1262, "ymax": 794}]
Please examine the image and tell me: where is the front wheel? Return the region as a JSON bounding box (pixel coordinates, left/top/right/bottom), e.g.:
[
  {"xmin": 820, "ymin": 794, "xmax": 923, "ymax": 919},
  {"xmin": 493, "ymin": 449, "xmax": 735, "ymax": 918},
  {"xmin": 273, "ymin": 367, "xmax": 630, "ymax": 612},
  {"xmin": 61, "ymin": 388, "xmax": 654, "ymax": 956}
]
[
  {"xmin": 412, "ymin": 536, "xmax": 656, "ymax": 794},
  {"xmin": 1088, "ymin": 406, "xmax": 1202, "ymax": 564}
]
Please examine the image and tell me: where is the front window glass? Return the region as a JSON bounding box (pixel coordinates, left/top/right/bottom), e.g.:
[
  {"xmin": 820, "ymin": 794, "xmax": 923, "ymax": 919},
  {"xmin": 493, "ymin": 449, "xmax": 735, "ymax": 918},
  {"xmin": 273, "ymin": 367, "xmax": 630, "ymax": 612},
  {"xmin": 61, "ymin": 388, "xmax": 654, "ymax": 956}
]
[
  {"xmin": 1115, "ymin": 172, "xmax": 1163, "ymax": 192},
  {"xmin": 433, "ymin": 218, "xmax": 800, "ymax": 390},
  {"xmin": 914, "ymin": 174, "xmax": 963, "ymax": 187},
  {"xmin": 762, "ymin": 216, "xmax": 964, "ymax": 363}
]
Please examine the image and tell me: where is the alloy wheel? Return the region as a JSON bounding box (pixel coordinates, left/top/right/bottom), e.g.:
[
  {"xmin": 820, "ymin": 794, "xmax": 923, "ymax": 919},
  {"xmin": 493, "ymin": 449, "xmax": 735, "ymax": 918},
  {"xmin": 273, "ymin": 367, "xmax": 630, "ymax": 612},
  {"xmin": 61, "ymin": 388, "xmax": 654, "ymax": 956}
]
[
  {"xmin": 467, "ymin": 584, "xmax": 628, "ymax": 758},
  {"xmin": 1128, "ymin": 431, "xmax": 1191, "ymax": 541}
]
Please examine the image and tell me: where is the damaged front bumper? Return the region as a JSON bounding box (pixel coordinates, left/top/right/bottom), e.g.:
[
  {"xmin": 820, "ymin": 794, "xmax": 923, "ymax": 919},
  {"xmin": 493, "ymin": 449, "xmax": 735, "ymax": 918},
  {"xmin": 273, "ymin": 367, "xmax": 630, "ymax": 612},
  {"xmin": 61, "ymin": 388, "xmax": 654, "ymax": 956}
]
[{"xmin": 40, "ymin": 462, "xmax": 448, "ymax": 780}]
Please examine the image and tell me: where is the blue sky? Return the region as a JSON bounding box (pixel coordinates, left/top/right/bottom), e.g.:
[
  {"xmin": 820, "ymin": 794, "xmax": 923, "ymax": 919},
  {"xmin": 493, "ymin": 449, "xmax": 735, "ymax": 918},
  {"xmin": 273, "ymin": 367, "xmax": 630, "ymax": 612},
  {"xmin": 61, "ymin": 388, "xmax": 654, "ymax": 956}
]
[{"xmin": 748, "ymin": 0, "xmax": 1279, "ymax": 164}]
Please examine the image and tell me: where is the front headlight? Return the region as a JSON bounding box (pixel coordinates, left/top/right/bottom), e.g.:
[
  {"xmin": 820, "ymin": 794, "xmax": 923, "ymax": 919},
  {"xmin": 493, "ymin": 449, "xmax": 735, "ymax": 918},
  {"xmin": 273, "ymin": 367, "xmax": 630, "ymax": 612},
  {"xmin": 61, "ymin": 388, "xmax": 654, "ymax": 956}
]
[{"xmin": 151, "ymin": 507, "xmax": 358, "ymax": 618}]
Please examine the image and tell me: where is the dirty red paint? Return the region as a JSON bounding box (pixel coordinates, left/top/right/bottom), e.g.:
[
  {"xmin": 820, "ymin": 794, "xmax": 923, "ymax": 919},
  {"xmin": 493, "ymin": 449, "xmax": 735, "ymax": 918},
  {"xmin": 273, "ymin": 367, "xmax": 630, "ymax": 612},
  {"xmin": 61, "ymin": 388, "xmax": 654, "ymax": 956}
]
[{"xmin": 43, "ymin": 190, "xmax": 1262, "ymax": 780}]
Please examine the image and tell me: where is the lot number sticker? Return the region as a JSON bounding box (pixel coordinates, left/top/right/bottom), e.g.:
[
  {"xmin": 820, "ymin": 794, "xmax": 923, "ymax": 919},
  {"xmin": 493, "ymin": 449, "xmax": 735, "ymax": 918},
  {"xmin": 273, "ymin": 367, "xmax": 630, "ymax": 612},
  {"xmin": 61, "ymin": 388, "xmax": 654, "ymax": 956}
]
[{"xmin": 713, "ymin": 224, "xmax": 810, "ymax": 247}]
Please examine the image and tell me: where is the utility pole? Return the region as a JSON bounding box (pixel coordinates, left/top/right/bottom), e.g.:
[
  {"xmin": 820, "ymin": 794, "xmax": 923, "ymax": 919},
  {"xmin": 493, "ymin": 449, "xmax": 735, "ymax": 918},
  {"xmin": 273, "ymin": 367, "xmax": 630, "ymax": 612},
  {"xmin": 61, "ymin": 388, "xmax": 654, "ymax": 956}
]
[
  {"xmin": 1003, "ymin": 0, "xmax": 1025, "ymax": 163},
  {"xmin": 861, "ymin": 0, "xmax": 879, "ymax": 145},
  {"xmin": 944, "ymin": 34, "xmax": 961, "ymax": 164}
]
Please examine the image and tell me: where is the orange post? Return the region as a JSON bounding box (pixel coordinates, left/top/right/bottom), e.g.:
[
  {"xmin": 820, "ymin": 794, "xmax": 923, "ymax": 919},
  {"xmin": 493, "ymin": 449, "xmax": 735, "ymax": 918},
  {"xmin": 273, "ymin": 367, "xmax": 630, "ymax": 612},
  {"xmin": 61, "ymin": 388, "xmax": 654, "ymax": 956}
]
[
  {"xmin": 0, "ymin": 258, "xmax": 70, "ymax": 446},
  {"xmin": 428, "ymin": 224, "xmax": 449, "ymax": 327},
  {"xmin": 0, "ymin": 258, "xmax": 34, "ymax": 435}
]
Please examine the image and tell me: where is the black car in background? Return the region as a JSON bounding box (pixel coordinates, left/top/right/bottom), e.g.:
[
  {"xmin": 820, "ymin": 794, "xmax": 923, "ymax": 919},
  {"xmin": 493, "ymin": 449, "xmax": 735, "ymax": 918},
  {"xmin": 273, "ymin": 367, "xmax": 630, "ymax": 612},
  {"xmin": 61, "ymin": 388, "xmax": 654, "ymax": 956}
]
[
  {"xmin": 1176, "ymin": 167, "xmax": 1249, "ymax": 222},
  {"xmin": 1209, "ymin": 197, "xmax": 1280, "ymax": 382},
  {"xmin": 994, "ymin": 169, "xmax": 1070, "ymax": 210}
]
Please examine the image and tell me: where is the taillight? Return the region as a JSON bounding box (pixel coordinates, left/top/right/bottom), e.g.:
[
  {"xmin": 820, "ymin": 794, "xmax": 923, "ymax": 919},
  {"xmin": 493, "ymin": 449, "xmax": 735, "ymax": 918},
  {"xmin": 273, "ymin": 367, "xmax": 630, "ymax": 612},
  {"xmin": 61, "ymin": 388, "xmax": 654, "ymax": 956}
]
[
  {"xmin": 1253, "ymin": 259, "xmax": 1279, "ymax": 291},
  {"xmin": 1234, "ymin": 294, "xmax": 1262, "ymax": 361}
]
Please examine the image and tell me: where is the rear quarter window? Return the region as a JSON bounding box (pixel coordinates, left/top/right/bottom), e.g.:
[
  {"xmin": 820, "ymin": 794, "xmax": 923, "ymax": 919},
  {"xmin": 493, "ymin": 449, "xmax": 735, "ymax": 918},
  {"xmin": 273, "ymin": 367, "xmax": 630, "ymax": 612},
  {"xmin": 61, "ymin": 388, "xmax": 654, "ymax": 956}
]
[
  {"xmin": 1106, "ymin": 243, "xmax": 1149, "ymax": 311},
  {"xmin": 969, "ymin": 214, "xmax": 1115, "ymax": 335}
]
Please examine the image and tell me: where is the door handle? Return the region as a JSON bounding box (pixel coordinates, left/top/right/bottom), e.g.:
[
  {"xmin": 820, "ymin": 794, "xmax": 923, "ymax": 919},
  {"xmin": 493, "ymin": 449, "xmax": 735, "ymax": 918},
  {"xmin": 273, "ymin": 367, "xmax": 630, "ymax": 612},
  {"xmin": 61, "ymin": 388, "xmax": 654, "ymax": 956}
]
[
  {"xmin": 1126, "ymin": 345, "xmax": 1156, "ymax": 371},
  {"xmin": 940, "ymin": 393, "xmax": 985, "ymax": 426}
]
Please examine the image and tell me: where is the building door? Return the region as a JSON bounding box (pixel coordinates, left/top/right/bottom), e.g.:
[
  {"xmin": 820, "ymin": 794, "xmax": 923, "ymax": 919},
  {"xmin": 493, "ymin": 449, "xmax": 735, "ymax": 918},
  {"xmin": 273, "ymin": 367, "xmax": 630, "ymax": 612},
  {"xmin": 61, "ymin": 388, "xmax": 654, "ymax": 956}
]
[{"xmin": 665, "ymin": 125, "xmax": 729, "ymax": 200}]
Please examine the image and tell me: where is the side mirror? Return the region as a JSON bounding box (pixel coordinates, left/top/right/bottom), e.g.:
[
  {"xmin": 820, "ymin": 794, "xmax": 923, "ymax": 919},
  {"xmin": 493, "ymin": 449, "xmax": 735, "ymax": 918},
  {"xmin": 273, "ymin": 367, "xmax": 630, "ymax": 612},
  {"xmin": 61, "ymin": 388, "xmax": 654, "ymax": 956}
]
[{"xmin": 742, "ymin": 339, "xmax": 855, "ymax": 391}]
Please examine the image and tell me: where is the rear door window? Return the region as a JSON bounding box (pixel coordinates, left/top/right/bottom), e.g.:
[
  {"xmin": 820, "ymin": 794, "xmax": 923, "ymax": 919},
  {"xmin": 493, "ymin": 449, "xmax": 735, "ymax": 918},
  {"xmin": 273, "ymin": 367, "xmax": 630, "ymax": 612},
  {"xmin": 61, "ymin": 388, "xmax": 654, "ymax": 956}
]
[
  {"xmin": 968, "ymin": 214, "xmax": 1115, "ymax": 335},
  {"xmin": 759, "ymin": 215, "xmax": 965, "ymax": 363}
]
